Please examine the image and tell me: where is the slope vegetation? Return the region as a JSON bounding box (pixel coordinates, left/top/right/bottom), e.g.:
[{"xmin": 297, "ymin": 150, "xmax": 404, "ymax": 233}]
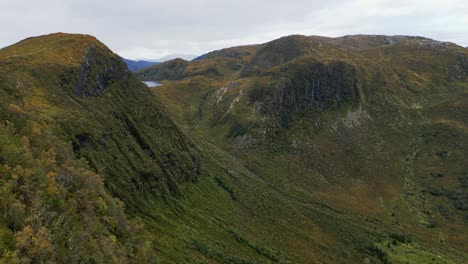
[{"xmin": 137, "ymin": 34, "xmax": 468, "ymax": 263}]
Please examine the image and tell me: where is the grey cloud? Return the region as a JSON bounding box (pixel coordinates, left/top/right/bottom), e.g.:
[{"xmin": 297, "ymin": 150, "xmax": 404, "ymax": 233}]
[{"xmin": 1, "ymin": 0, "xmax": 466, "ymax": 59}]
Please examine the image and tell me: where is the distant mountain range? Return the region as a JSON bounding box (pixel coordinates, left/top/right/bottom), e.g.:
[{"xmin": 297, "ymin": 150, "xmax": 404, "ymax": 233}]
[
  {"xmin": 157, "ymin": 53, "xmax": 198, "ymax": 62},
  {"xmin": 122, "ymin": 58, "xmax": 160, "ymax": 71},
  {"xmin": 123, "ymin": 54, "xmax": 198, "ymax": 71}
]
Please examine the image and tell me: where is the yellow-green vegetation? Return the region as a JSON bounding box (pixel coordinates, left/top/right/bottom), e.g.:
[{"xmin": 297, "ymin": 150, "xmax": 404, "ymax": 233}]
[{"xmin": 138, "ymin": 34, "xmax": 468, "ymax": 263}]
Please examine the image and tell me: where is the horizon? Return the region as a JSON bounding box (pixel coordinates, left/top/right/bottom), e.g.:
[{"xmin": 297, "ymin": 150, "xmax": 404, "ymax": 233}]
[
  {"xmin": 1, "ymin": 0, "xmax": 467, "ymax": 60},
  {"xmin": 1, "ymin": 32, "xmax": 466, "ymax": 61}
]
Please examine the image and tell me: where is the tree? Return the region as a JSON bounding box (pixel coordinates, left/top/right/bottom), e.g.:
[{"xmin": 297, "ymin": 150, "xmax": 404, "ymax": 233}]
[{"xmin": 16, "ymin": 226, "xmax": 54, "ymax": 263}]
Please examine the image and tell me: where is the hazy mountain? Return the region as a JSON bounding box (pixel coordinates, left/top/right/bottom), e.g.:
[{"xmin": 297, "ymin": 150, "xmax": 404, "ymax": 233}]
[
  {"xmin": 123, "ymin": 54, "xmax": 197, "ymax": 72},
  {"xmin": 157, "ymin": 53, "xmax": 198, "ymax": 62},
  {"xmin": 122, "ymin": 58, "xmax": 160, "ymax": 71}
]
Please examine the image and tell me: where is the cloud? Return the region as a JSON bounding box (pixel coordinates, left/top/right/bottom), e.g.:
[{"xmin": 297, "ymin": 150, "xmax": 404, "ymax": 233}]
[{"xmin": 1, "ymin": 0, "xmax": 466, "ymax": 59}]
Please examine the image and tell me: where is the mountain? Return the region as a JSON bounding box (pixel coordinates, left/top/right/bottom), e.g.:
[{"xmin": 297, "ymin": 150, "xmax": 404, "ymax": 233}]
[
  {"xmin": 123, "ymin": 54, "xmax": 198, "ymax": 72},
  {"xmin": 122, "ymin": 58, "xmax": 160, "ymax": 71},
  {"xmin": 0, "ymin": 32, "xmax": 211, "ymax": 262},
  {"xmin": 137, "ymin": 34, "xmax": 468, "ymax": 263},
  {"xmin": 137, "ymin": 58, "xmax": 190, "ymax": 80},
  {"xmin": 157, "ymin": 53, "xmax": 198, "ymax": 62}
]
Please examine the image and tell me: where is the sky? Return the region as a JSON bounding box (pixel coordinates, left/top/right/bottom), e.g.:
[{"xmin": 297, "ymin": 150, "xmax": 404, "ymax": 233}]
[{"xmin": 1, "ymin": 0, "xmax": 467, "ymax": 60}]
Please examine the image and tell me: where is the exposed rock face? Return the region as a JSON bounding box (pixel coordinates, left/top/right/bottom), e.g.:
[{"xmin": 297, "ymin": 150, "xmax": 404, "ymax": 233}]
[
  {"xmin": 252, "ymin": 59, "xmax": 363, "ymax": 127},
  {"xmin": 455, "ymin": 54, "xmax": 468, "ymax": 80},
  {"xmin": 74, "ymin": 47, "xmax": 131, "ymax": 97},
  {"xmin": 280, "ymin": 61, "xmax": 359, "ymax": 110}
]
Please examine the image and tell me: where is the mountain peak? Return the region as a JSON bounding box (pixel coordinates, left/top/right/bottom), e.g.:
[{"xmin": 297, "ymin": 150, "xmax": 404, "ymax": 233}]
[{"xmin": 0, "ymin": 33, "xmax": 111, "ymax": 67}]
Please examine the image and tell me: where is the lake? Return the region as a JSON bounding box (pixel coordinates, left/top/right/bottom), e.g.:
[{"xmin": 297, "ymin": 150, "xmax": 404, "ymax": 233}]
[{"xmin": 142, "ymin": 81, "xmax": 163, "ymax": 87}]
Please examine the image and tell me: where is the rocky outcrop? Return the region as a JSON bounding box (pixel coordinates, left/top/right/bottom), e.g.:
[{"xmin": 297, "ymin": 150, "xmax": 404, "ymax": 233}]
[
  {"xmin": 251, "ymin": 59, "xmax": 364, "ymax": 127},
  {"xmin": 74, "ymin": 47, "xmax": 131, "ymax": 97}
]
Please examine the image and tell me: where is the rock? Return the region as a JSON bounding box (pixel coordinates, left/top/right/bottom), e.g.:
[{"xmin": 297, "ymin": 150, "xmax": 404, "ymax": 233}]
[{"xmin": 430, "ymin": 172, "xmax": 444, "ymax": 178}]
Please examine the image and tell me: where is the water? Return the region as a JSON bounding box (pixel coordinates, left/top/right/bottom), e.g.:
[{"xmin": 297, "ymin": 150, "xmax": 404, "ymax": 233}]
[{"xmin": 142, "ymin": 81, "xmax": 163, "ymax": 87}]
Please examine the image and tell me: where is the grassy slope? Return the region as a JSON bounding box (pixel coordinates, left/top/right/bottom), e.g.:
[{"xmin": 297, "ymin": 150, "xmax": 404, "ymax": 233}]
[{"xmin": 138, "ymin": 35, "xmax": 468, "ymax": 263}]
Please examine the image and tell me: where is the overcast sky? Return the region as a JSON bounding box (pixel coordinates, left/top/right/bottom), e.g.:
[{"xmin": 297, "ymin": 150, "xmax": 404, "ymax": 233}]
[{"xmin": 1, "ymin": 0, "xmax": 467, "ymax": 59}]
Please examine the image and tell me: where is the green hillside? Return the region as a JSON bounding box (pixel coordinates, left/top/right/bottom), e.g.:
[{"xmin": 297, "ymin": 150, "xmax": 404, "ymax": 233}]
[{"xmin": 137, "ymin": 34, "xmax": 468, "ymax": 263}]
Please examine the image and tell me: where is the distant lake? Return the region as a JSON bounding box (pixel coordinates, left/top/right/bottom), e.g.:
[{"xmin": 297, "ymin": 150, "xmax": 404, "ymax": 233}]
[{"xmin": 142, "ymin": 81, "xmax": 163, "ymax": 87}]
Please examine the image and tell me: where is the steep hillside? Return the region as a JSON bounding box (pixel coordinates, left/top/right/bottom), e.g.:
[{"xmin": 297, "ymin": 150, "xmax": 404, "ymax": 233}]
[
  {"xmin": 0, "ymin": 33, "xmax": 157, "ymax": 262},
  {"xmin": 0, "ymin": 33, "xmax": 202, "ymax": 209},
  {"xmin": 137, "ymin": 34, "xmax": 468, "ymax": 263}
]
